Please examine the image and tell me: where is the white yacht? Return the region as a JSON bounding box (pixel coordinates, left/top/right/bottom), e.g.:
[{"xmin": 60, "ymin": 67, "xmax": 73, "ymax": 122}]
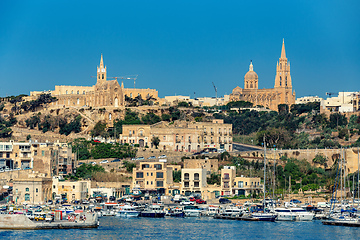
[
  {"xmin": 205, "ymin": 205, "xmax": 220, "ymax": 217},
  {"xmin": 274, "ymin": 208, "xmax": 296, "ymax": 221},
  {"xmin": 116, "ymin": 205, "xmax": 140, "ymax": 218},
  {"xmin": 291, "ymin": 208, "xmax": 314, "ymax": 221},
  {"xmin": 219, "ymin": 206, "xmax": 243, "ymax": 218},
  {"xmin": 184, "ymin": 205, "xmax": 203, "ymax": 217},
  {"xmin": 275, "ymin": 208, "xmax": 314, "ymax": 221}
]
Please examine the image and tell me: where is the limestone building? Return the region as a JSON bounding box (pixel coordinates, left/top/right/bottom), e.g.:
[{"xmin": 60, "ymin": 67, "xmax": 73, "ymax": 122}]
[
  {"xmin": 181, "ymin": 168, "xmax": 207, "ymax": 196},
  {"xmin": 132, "ymin": 161, "xmax": 174, "ymax": 195},
  {"xmin": 13, "ymin": 178, "xmax": 52, "ymax": 204},
  {"xmin": 119, "ymin": 119, "xmax": 233, "ymax": 152},
  {"xmin": 229, "ymin": 40, "xmax": 296, "ymax": 111},
  {"xmin": 31, "ymin": 55, "xmax": 159, "ymax": 108}
]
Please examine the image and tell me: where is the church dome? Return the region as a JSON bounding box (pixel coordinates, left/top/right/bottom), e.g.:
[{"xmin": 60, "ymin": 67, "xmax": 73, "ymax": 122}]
[{"xmin": 244, "ymin": 61, "xmax": 258, "ymax": 80}]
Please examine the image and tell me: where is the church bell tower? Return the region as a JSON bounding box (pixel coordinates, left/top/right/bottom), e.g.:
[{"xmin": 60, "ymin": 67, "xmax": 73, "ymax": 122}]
[
  {"xmin": 97, "ymin": 54, "xmax": 107, "ymax": 84},
  {"xmin": 274, "ymin": 39, "xmax": 292, "ymax": 89}
]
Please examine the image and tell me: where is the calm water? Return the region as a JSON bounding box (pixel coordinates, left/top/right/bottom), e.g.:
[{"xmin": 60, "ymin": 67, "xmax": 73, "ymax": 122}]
[{"xmin": 1, "ymin": 217, "xmax": 360, "ymax": 240}]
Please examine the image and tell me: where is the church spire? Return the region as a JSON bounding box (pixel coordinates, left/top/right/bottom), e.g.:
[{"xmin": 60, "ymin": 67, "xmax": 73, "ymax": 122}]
[
  {"xmin": 100, "ymin": 53, "xmax": 104, "ymax": 68},
  {"xmin": 281, "ymin": 39, "xmax": 286, "ymax": 59}
]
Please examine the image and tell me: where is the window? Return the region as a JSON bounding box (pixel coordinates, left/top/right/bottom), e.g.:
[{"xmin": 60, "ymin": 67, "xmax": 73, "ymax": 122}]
[
  {"xmin": 156, "ymin": 181, "xmax": 163, "ymax": 187},
  {"xmin": 26, "ymin": 188, "xmax": 29, "ymax": 192},
  {"xmin": 184, "ymin": 173, "xmax": 189, "ymax": 180},
  {"xmin": 184, "ymin": 182, "xmax": 189, "ymax": 187},
  {"xmin": 62, "ymin": 185, "xmax": 64, "ymax": 189},
  {"xmin": 83, "ymin": 91, "xmax": 85, "ymax": 94},
  {"xmin": 147, "ymin": 181, "xmax": 149, "ymax": 185},
  {"xmin": 73, "ymin": 185, "xmax": 75, "ymax": 189},
  {"xmin": 71, "ymin": 90, "xmax": 73, "ymax": 94},
  {"xmin": 102, "ymin": 74, "xmax": 104, "ymax": 79},
  {"xmin": 151, "ymin": 173, "xmax": 153, "ymax": 176},
  {"xmin": 147, "ymin": 172, "xmax": 149, "ymax": 176},
  {"xmin": 25, "ymin": 193, "xmax": 30, "ymax": 201},
  {"xmin": 194, "ymin": 182, "xmax": 199, "ymax": 188},
  {"xmin": 15, "ymin": 189, "xmax": 18, "ymax": 194},
  {"xmin": 156, "ymin": 172, "xmax": 163, "ymax": 178},
  {"xmin": 42, "ymin": 151, "xmax": 45, "ymax": 156},
  {"xmin": 154, "ymin": 164, "xmax": 162, "ymax": 170},
  {"xmin": 77, "ymin": 90, "xmax": 79, "ymax": 94},
  {"xmin": 66, "ymin": 90, "xmax": 68, "ymax": 94},
  {"xmin": 6, "ymin": 153, "xmax": 10, "ymax": 158},
  {"xmin": 136, "ymin": 172, "xmax": 144, "ymax": 178},
  {"xmin": 279, "ymin": 76, "xmax": 282, "ymax": 86},
  {"xmin": 194, "ymin": 173, "xmax": 199, "ymax": 180},
  {"xmin": 36, "ymin": 188, "xmax": 38, "ymax": 193},
  {"xmin": 151, "ymin": 181, "xmax": 153, "ymax": 185}
]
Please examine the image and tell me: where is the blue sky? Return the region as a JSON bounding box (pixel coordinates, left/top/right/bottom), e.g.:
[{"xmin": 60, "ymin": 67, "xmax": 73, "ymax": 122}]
[{"xmin": 0, "ymin": 1, "xmax": 359, "ymax": 99}]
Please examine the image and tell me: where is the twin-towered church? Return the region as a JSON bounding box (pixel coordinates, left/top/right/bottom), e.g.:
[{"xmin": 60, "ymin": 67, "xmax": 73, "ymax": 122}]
[{"xmin": 229, "ymin": 40, "xmax": 296, "ymax": 111}]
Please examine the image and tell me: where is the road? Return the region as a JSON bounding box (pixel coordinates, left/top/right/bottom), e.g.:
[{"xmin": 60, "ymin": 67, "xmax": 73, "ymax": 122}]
[{"xmin": 232, "ymin": 143, "xmax": 263, "ymax": 152}]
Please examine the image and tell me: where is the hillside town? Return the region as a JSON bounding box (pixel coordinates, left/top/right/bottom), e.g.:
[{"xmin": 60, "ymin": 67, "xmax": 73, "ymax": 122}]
[{"xmin": 1, "ymin": 40, "xmax": 360, "ymax": 229}]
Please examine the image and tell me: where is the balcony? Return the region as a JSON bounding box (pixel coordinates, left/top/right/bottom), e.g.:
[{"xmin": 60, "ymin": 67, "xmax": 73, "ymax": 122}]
[
  {"xmin": 204, "ymin": 141, "xmax": 208, "ymax": 144},
  {"xmin": 184, "ymin": 178, "xmax": 190, "ymax": 181},
  {"xmin": 224, "ymin": 140, "xmax": 227, "ymax": 144},
  {"xmin": 194, "ymin": 178, "xmax": 200, "ymax": 181},
  {"xmin": 210, "ymin": 132, "xmax": 214, "ymax": 136},
  {"xmin": 223, "ymin": 185, "xmax": 230, "ymax": 189},
  {"xmin": 203, "ymin": 132, "xmax": 207, "ymax": 135},
  {"xmin": 219, "ymin": 132, "xmax": 222, "ymax": 136},
  {"xmin": 224, "ymin": 133, "xmax": 228, "ymax": 136}
]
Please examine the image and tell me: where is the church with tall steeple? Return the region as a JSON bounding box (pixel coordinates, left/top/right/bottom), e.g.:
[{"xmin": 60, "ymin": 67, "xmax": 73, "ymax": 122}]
[
  {"xmin": 44, "ymin": 54, "xmax": 158, "ymax": 110},
  {"xmin": 229, "ymin": 40, "xmax": 296, "ymax": 111}
]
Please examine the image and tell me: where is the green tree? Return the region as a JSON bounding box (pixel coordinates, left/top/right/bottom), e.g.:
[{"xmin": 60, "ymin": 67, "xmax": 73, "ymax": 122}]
[
  {"xmin": 312, "ymin": 154, "xmax": 328, "ymax": 168},
  {"xmin": 142, "ymin": 113, "xmax": 161, "ymax": 125},
  {"xmin": 151, "ymin": 136, "xmax": 160, "ymax": 149},
  {"xmin": 91, "ymin": 121, "xmax": 107, "ymax": 138},
  {"xmin": 123, "ymin": 160, "xmax": 136, "ymax": 173},
  {"xmin": 173, "ymin": 170, "xmax": 181, "ymax": 182},
  {"xmin": 207, "ymin": 173, "xmax": 221, "ymax": 185},
  {"xmin": 74, "ymin": 163, "xmax": 105, "ymax": 179}
]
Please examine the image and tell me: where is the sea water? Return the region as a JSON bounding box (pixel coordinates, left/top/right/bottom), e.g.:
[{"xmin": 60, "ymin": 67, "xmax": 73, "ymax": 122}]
[{"xmin": 1, "ymin": 217, "xmax": 360, "ymax": 240}]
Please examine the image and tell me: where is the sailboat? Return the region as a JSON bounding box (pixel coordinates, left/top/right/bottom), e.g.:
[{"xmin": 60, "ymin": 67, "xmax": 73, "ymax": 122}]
[
  {"xmin": 322, "ymin": 148, "xmax": 360, "ymax": 227},
  {"xmin": 250, "ymin": 136, "xmax": 277, "ymax": 222}
]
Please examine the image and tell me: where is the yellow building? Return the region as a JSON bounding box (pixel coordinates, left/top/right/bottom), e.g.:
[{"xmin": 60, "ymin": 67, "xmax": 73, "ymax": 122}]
[
  {"xmin": 52, "ymin": 178, "xmax": 91, "ymax": 201},
  {"xmin": 220, "ymin": 166, "xmax": 262, "ymax": 196},
  {"xmin": 120, "ymin": 119, "xmax": 232, "ymax": 152},
  {"xmin": 31, "ymin": 55, "xmax": 159, "ymax": 108},
  {"xmin": 183, "ymin": 158, "xmax": 218, "ymax": 177},
  {"xmin": 230, "ymin": 40, "xmax": 296, "ymax": 111},
  {"xmin": 132, "ymin": 161, "xmax": 173, "ymax": 195},
  {"xmin": 181, "ymin": 168, "xmax": 207, "ymax": 196},
  {"xmin": 13, "ymin": 178, "xmax": 52, "ymax": 204}
]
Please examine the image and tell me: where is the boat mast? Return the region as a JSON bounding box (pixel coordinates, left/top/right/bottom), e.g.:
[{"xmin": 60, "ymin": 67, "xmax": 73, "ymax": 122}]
[
  {"xmin": 358, "ymin": 147, "xmax": 359, "ymax": 209},
  {"xmin": 263, "ymin": 135, "xmax": 266, "ymax": 211},
  {"xmin": 341, "ymin": 148, "xmax": 343, "ymax": 206}
]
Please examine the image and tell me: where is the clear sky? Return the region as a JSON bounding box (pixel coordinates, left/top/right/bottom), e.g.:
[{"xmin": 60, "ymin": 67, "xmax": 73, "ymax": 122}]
[{"xmin": 1, "ymin": 0, "xmax": 359, "ymax": 99}]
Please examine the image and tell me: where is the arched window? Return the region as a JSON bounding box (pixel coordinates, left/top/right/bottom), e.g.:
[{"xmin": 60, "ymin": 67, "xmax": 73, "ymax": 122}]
[
  {"xmin": 26, "ymin": 188, "xmax": 29, "ymax": 192},
  {"xmin": 280, "ymin": 63, "xmax": 282, "ymax": 69},
  {"xmin": 83, "ymin": 91, "xmax": 85, "ymax": 94},
  {"xmin": 279, "ymin": 76, "xmax": 282, "ymax": 86},
  {"xmin": 66, "ymin": 90, "xmax": 68, "ymax": 94},
  {"xmin": 184, "ymin": 173, "xmax": 189, "ymax": 180},
  {"xmin": 194, "ymin": 173, "xmax": 199, "ymax": 180},
  {"xmin": 77, "ymin": 90, "xmax": 79, "ymax": 94},
  {"xmin": 109, "ymin": 113, "xmax": 112, "ymax": 120},
  {"xmin": 25, "ymin": 193, "xmax": 30, "ymax": 201},
  {"xmin": 102, "ymin": 74, "xmax": 104, "ymax": 79},
  {"xmin": 71, "ymin": 90, "xmax": 73, "ymax": 94},
  {"xmin": 77, "ymin": 98, "xmax": 79, "ymax": 105},
  {"xmin": 285, "ymin": 76, "xmax": 288, "ymax": 87}
]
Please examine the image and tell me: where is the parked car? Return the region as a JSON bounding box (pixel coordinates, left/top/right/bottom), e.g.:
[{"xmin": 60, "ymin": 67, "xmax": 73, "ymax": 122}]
[
  {"xmin": 290, "ymin": 199, "xmax": 302, "ymax": 204},
  {"xmin": 196, "ymin": 199, "xmax": 206, "ymax": 204},
  {"xmin": 91, "ymin": 162, "xmax": 97, "ymax": 165},
  {"xmin": 93, "ymin": 140, "xmax": 101, "ymax": 143},
  {"xmin": 136, "ymin": 157, "xmax": 145, "ymax": 160},
  {"xmin": 159, "ymin": 155, "xmax": 167, "ymax": 158},
  {"xmin": 189, "ymin": 197, "xmax": 196, "ymax": 202},
  {"xmin": 219, "ymin": 198, "xmax": 232, "ymax": 204},
  {"xmin": 100, "ymin": 160, "xmax": 109, "ymax": 164},
  {"xmin": 180, "ymin": 200, "xmax": 195, "ymax": 205},
  {"xmin": 147, "ymin": 156, "xmax": 156, "ymax": 159},
  {"xmin": 111, "ymin": 159, "xmax": 121, "ymax": 162},
  {"xmin": 78, "ymin": 162, "xmax": 84, "ymax": 165}
]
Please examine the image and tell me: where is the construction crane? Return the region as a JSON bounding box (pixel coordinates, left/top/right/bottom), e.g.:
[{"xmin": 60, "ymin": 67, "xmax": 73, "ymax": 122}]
[
  {"xmin": 108, "ymin": 75, "xmax": 138, "ymax": 88},
  {"xmin": 212, "ymin": 82, "xmax": 218, "ymax": 106}
]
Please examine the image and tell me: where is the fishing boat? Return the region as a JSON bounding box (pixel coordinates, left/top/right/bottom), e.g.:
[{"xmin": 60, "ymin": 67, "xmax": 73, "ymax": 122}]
[
  {"xmin": 167, "ymin": 207, "xmax": 185, "ymax": 217},
  {"xmin": 140, "ymin": 204, "xmax": 165, "ymax": 218}
]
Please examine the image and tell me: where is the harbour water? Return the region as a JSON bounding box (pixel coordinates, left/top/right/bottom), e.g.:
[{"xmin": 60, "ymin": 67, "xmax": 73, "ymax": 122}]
[{"xmin": 1, "ymin": 217, "xmax": 360, "ymax": 240}]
